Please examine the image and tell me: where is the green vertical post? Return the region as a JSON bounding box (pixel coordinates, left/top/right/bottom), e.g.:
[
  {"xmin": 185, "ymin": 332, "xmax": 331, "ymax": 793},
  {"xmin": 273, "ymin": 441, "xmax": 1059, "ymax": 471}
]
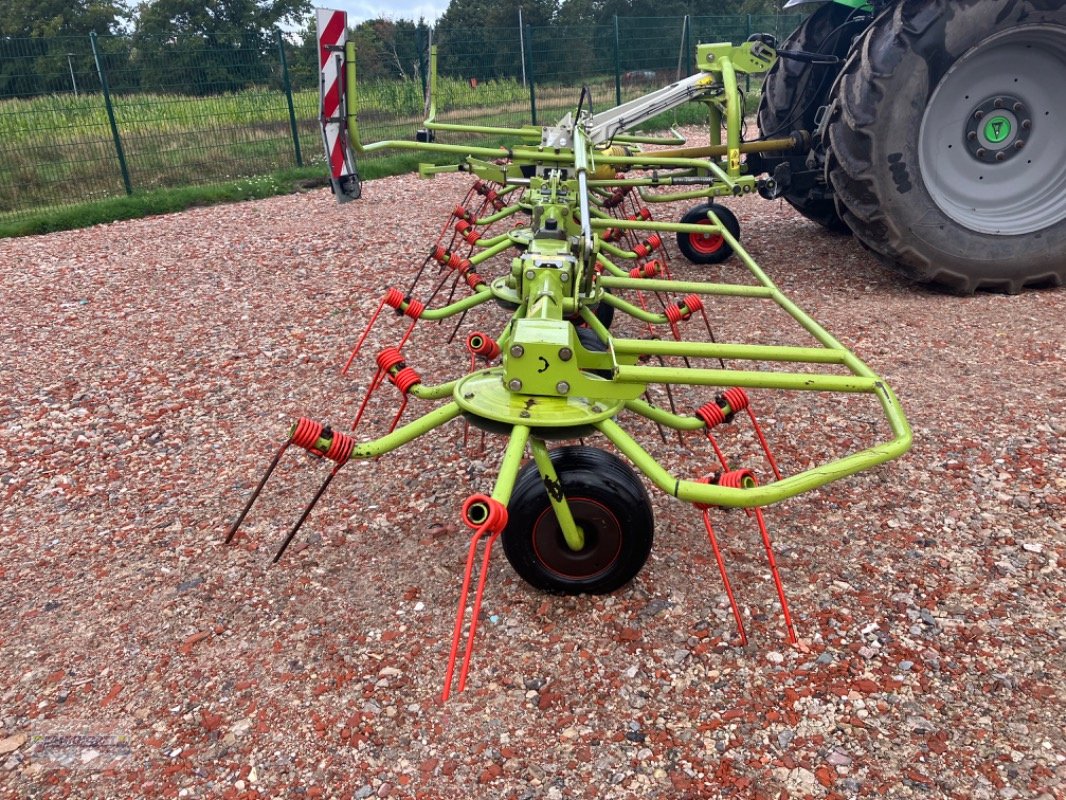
[
  {"xmin": 418, "ymin": 26, "xmax": 429, "ymax": 103},
  {"xmin": 90, "ymin": 31, "xmax": 131, "ymax": 195},
  {"xmin": 683, "ymin": 15, "xmax": 692, "ymax": 78},
  {"xmin": 276, "ymin": 29, "xmax": 303, "ymax": 168},
  {"xmin": 613, "ymin": 16, "xmax": 622, "ymax": 107},
  {"xmin": 745, "ymin": 14, "xmax": 753, "ymax": 93},
  {"xmin": 524, "ymin": 24, "xmax": 537, "ymax": 125}
]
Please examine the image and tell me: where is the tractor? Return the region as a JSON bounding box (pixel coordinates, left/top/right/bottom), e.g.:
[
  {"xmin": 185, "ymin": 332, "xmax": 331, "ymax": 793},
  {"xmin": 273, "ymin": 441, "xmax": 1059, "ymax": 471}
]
[{"xmin": 751, "ymin": 0, "xmax": 1066, "ymax": 293}]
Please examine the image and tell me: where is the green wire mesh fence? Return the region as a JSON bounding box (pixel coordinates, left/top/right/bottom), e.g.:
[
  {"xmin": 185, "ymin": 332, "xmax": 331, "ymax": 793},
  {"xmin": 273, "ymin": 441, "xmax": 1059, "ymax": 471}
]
[{"xmin": 0, "ymin": 14, "xmax": 801, "ymax": 224}]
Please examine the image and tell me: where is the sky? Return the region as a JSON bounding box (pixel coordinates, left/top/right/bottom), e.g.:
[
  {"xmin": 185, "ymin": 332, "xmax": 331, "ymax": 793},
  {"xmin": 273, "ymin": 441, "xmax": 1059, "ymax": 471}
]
[{"xmin": 317, "ymin": 0, "xmax": 448, "ymax": 26}]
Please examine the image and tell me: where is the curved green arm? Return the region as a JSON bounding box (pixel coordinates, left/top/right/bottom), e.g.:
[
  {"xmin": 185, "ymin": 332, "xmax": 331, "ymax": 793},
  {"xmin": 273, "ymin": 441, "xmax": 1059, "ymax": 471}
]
[{"xmin": 597, "ymin": 380, "xmax": 911, "ymax": 509}]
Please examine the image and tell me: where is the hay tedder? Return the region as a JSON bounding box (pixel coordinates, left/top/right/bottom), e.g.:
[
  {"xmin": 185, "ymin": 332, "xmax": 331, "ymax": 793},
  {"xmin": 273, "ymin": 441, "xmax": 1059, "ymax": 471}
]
[{"xmin": 224, "ymin": 9, "xmax": 911, "ymax": 700}]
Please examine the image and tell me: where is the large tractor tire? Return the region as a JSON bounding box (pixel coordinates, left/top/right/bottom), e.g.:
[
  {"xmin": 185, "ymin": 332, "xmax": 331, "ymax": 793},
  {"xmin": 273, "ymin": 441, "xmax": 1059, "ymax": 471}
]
[
  {"xmin": 825, "ymin": 0, "xmax": 1066, "ymax": 293},
  {"xmin": 755, "ymin": 2, "xmax": 870, "ymax": 232}
]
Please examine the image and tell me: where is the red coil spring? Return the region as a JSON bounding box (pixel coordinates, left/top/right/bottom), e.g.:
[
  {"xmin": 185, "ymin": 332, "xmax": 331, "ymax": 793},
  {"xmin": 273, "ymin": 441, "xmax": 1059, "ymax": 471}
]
[
  {"xmin": 665, "ymin": 294, "xmax": 703, "ymax": 325},
  {"xmin": 604, "ymin": 184, "xmax": 632, "ymax": 209},
  {"xmin": 719, "ymin": 387, "xmax": 750, "ymax": 414},
  {"xmin": 464, "ymin": 270, "xmax": 486, "ymax": 289},
  {"xmin": 602, "ymin": 227, "xmax": 623, "ymax": 242},
  {"xmin": 455, "ymin": 220, "xmax": 482, "ymax": 244},
  {"xmin": 473, "ymin": 180, "xmax": 505, "ymax": 210},
  {"xmin": 289, "ymin": 417, "xmax": 325, "ymax": 449},
  {"xmin": 718, "ymin": 468, "xmax": 757, "ymax": 489},
  {"xmin": 376, "ymin": 347, "xmax": 405, "ymax": 373},
  {"xmin": 389, "ymin": 366, "xmax": 422, "ymax": 395},
  {"xmin": 630, "ymin": 260, "xmax": 662, "ymax": 279},
  {"xmin": 461, "ymin": 494, "xmax": 509, "ymax": 533},
  {"xmin": 403, "ymin": 298, "xmax": 425, "ymax": 319},
  {"xmin": 466, "ymin": 332, "xmax": 501, "ymax": 360},
  {"xmin": 632, "ymin": 234, "xmax": 662, "ymax": 258},
  {"xmin": 383, "ymin": 288, "xmax": 405, "ymax": 310},
  {"xmin": 323, "ymin": 430, "xmax": 355, "ymax": 465},
  {"xmin": 453, "ymin": 205, "xmax": 474, "ymax": 222},
  {"xmin": 629, "ymin": 208, "xmax": 652, "ymax": 222},
  {"xmin": 695, "ymin": 401, "xmax": 728, "ymax": 428}
]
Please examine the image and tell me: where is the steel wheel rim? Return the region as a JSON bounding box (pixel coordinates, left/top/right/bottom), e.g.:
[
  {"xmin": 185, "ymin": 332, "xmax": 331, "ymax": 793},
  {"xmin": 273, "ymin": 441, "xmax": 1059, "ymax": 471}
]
[
  {"xmin": 531, "ymin": 498, "xmax": 622, "ymax": 580},
  {"xmin": 919, "ymin": 25, "xmax": 1066, "ymax": 235},
  {"xmin": 689, "ymin": 219, "xmax": 725, "ymax": 254}
]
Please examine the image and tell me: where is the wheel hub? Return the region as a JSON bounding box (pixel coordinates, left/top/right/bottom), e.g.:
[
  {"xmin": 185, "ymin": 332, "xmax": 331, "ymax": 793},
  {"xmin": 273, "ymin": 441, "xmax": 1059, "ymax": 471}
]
[{"xmin": 964, "ymin": 95, "xmax": 1030, "ymax": 164}]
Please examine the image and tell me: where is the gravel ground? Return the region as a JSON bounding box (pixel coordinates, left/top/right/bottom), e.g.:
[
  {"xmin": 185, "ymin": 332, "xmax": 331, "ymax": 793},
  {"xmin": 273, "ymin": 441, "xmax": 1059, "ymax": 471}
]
[{"xmin": 1, "ymin": 155, "xmax": 1064, "ymax": 800}]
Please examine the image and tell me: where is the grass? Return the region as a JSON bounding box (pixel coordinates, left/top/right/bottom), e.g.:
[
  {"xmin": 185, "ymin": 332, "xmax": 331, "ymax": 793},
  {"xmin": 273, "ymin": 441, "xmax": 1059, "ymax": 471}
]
[
  {"xmin": 0, "ymin": 72, "xmax": 764, "ymax": 236},
  {"xmin": 0, "ymin": 145, "xmax": 491, "ymax": 238}
]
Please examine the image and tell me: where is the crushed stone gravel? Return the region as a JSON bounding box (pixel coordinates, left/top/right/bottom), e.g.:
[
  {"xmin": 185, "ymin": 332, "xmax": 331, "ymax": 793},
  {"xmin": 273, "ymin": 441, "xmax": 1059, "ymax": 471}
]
[{"xmin": 1, "ymin": 148, "xmax": 1064, "ymax": 799}]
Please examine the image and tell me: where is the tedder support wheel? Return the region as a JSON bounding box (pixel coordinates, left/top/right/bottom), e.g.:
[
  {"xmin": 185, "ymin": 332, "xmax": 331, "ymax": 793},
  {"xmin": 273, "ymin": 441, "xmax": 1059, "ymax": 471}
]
[
  {"xmin": 825, "ymin": 0, "xmax": 1066, "ymax": 292},
  {"xmin": 755, "ymin": 1, "xmax": 867, "ymax": 232},
  {"xmin": 503, "ymin": 446, "xmax": 653, "ymax": 595},
  {"xmin": 676, "ymin": 203, "xmax": 740, "ymax": 265}
]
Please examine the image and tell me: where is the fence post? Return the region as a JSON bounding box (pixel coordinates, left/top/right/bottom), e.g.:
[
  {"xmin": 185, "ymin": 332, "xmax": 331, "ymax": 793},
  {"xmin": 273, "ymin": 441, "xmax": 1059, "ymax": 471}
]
[
  {"xmin": 613, "ymin": 16, "xmax": 622, "ymax": 107},
  {"xmin": 524, "ymin": 24, "xmax": 537, "ymax": 125},
  {"xmin": 419, "ymin": 26, "xmax": 429, "ymax": 101},
  {"xmin": 276, "ymin": 29, "xmax": 303, "ymax": 168},
  {"xmin": 90, "ymin": 31, "xmax": 132, "ymax": 196},
  {"xmin": 745, "ymin": 14, "xmax": 753, "ymax": 93}
]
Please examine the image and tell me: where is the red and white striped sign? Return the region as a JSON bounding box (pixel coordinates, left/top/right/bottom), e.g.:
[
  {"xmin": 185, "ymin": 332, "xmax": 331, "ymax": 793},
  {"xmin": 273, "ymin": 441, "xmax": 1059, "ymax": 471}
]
[{"xmin": 317, "ymin": 8, "xmax": 351, "ymax": 180}]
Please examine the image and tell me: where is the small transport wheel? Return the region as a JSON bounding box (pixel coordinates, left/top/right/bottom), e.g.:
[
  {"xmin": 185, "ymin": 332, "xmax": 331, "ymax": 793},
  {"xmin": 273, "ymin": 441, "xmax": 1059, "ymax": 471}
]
[
  {"xmin": 503, "ymin": 446, "xmax": 654, "ymax": 595},
  {"xmin": 676, "ymin": 203, "xmax": 740, "ymax": 265}
]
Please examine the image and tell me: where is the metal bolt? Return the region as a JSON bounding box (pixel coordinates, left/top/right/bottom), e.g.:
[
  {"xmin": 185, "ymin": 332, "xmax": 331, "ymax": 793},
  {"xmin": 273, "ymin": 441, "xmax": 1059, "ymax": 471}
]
[
  {"xmin": 1013, "ymin": 102, "xmax": 1024, "ymax": 113},
  {"xmin": 559, "ymin": 272, "xmax": 569, "ymax": 283},
  {"xmin": 525, "ymin": 270, "xmax": 536, "ymax": 281},
  {"xmin": 519, "ymin": 410, "xmax": 531, "ymax": 418},
  {"xmin": 555, "ymin": 381, "xmax": 570, "ymax": 394},
  {"xmin": 967, "ymin": 131, "xmax": 978, "ymax": 141},
  {"xmin": 994, "ymin": 97, "xmax": 1004, "ymax": 109},
  {"xmin": 511, "ymin": 345, "xmax": 525, "ymax": 358},
  {"xmin": 976, "ymin": 148, "xmax": 987, "ymax": 158},
  {"xmin": 1022, "ymin": 119, "xmax": 1032, "ymax": 130},
  {"xmin": 974, "ymin": 110, "xmax": 985, "ymax": 120},
  {"xmin": 1015, "ymin": 140, "xmax": 1025, "ymax": 150},
  {"xmin": 508, "ymin": 379, "xmax": 523, "ymax": 391},
  {"xmin": 559, "ymin": 347, "xmax": 573, "ymax": 362},
  {"xmin": 995, "ymin": 152, "xmax": 1006, "ymax": 162}
]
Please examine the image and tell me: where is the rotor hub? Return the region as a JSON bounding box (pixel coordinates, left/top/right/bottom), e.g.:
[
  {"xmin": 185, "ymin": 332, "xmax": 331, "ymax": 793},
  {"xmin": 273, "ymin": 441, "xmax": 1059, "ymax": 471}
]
[{"xmin": 964, "ymin": 95, "xmax": 1031, "ymax": 164}]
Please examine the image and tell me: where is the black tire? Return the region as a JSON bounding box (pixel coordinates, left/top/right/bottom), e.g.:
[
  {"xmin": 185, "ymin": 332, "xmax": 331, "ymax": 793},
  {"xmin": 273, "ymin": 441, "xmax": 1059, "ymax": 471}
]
[
  {"xmin": 503, "ymin": 446, "xmax": 653, "ymax": 595},
  {"xmin": 825, "ymin": 0, "xmax": 1066, "ymax": 293},
  {"xmin": 593, "ymin": 292, "xmax": 614, "ymax": 330},
  {"xmin": 676, "ymin": 203, "xmax": 740, "ymax": 265},
  {"xmin": 755, "ymin": 3, "xmax": 868, "ymax": 232}
]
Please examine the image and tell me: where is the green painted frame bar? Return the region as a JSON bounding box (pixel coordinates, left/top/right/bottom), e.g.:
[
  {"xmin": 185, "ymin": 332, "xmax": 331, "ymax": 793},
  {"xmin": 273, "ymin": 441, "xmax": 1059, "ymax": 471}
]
[
  {"xmin": 529, "ymin": 437, "xmax": 586, "ymax": 551},
  {"xmin": 350, "ymin": 402, "xmax": 464, "ymax": 460},
  {"xmin": 598, "ymin": 377, "xmax": 911, "ymax": 510},
  {"xmin": 489, "ymin": 425, "xmax": 530, "ymax": 506}
]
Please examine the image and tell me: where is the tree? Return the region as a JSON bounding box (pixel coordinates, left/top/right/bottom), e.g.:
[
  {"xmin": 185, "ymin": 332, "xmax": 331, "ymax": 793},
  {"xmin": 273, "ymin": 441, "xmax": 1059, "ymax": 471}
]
[
  {"xmin": 0, "ymin": 0, "xmax": 128, "ymax": 37},
  {"xmin": 132, "ymin": 0, "xmax": 310, "ymax": 94},
  {"xmin": 0, "ymin": 0, "xmax": 130, "ymax": 96},
  {"xmin": 434, "ymin": 0, "xmax": 557, "ymax": 80},
  {"xmin": 349, "ymin": 18, "xmax": 430, "ymax": 81}
]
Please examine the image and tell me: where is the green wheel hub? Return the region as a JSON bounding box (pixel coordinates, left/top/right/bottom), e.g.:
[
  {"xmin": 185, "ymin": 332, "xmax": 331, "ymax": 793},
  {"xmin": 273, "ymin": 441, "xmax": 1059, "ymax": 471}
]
[{"xmin": 963, "ymin": 95, "xmax": 1027, "ymax": 163}]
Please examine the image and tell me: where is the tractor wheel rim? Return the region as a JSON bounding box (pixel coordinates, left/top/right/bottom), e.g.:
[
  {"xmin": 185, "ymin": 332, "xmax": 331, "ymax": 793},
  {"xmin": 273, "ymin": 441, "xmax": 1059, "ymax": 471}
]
[
  {"xmin": 689, "ymin": 219, "xmax": 725, "ymax": 254},
  {"xmin": 531, "ymin": 498, "xmax": 622, "ymax": 580},
  {"xmin": 918, "ymin": 24, "xmax": 1066, "ymax": 235}
]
